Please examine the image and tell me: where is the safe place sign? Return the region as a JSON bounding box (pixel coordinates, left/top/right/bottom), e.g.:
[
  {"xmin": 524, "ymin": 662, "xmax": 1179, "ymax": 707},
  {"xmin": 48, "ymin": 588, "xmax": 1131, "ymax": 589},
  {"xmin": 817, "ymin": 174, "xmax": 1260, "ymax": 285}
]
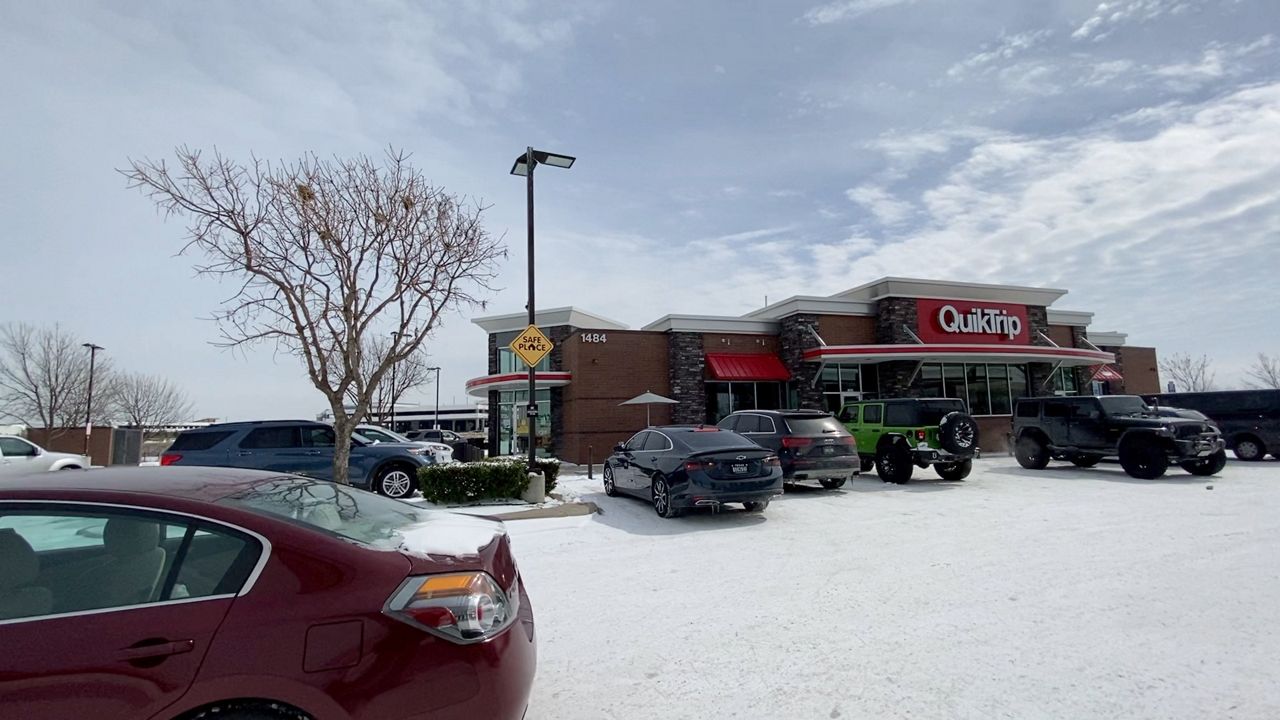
[{"xmin": 509, "ymin": 325, "xmax": 553, "ymax": 368}]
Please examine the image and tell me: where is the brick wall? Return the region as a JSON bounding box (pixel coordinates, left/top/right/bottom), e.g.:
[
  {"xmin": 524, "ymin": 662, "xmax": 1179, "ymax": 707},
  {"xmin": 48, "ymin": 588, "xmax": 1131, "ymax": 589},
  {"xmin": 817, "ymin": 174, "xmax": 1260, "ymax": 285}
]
[
  {"xmin": 1112, "ymin": 346, "xmax": 1160, "ymax": 395},
  {"xmin": 1047, "ymin": 324, "xmax": 1076, "ymax": 348},
  {"xmin": 700, "ymin": 333, "xmax": 779, "ymax": 354},
  {"xmin": 559, "ymin": 330, "xmax": 672, "ymax": 464},
  {"xmin": 813, "ymin": 315, "xmax": 876, "ymax": 345},
  {"xmin": 668, "ymin": 332, "xmax": 706, "ymax": 424}
]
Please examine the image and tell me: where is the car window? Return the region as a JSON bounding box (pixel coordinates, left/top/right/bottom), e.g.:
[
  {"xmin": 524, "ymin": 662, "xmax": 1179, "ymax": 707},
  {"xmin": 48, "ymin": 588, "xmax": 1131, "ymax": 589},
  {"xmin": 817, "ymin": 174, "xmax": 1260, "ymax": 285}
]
[
  {"xmin": 624, "ymin": 431, "xmax": 646, "ymax": 450},
  {"xmin": 0, "ymin": 509, "xmax": 208, "ymax": 621},
  {"xmin": 1044, "ymin": 401, "xmax": 1070, "ymax": 418},
  {"xmin": 169, "ymin": 431, "xmax": 234, "ymax": 452},
  {"xmin": 359, "ymin": 428, "xmax": 394, "ymax": 443},
  {"xmin": 301, "ymin": 426, "xmax": 336, "ymax": 448},
  {"xmin": 0, "ymin": 437, "xmax": 37, "ymax": 457},
  {"xmin": 784, "ymin": 416, "xmax": 845, "ymax": 435},
  {"xmin": 717, "ymin": 415, "xmax": 739, "ymax": 431},
  {"xmin": 1015, "ymin": 401, "xmax": 1039, "ymax": 418},
  {"xmin": 838, "ymin": 406, "xmax": 858, "ymax": 423},
  {"xmin": 647, "ymin": 432, "xmax": 673, "ymax": 451},
  {"xmin": 885, "ymin": 403, "xmax": 914, "ymax": 426},
  {"xmin": 171, "ymin": 525, "xmax": 261, "ymax": 599},
  {"xmin": 678, "ymin": 430, "xmax": 751, "ymax": 449},
  {"xmin": 862, "ymin": 405, "xmax": 883, "ymax": 424},
  {"xmin": 241, "ymin": 426, "xmax": 299, "ymax": 449},
  {"xmin": 736, "ymin": 415, "xmax": 762, "ymax": 433}
]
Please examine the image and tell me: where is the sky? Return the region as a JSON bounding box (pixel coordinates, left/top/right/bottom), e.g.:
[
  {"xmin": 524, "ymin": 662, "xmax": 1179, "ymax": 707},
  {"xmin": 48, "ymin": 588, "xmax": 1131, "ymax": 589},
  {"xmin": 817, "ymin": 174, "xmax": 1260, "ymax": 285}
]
[{"xmin": 2, "ymin": 0, "xmax": 1278, "ymax": 420}]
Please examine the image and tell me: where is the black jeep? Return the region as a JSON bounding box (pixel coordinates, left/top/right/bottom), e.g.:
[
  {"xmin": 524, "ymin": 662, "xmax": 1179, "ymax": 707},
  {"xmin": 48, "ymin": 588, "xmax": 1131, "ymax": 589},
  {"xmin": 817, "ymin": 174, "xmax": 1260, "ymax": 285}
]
[{"xmin": 1012, "ymin": 395, "xmax": 1227, "ymax": 479}]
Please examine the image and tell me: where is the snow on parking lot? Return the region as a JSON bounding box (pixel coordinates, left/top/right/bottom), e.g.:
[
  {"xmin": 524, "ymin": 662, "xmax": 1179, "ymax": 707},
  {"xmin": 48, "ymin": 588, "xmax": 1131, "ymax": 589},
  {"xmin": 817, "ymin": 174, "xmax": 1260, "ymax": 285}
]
[{"xmin": 509, "ymin": 459, "xmax": 1280, "ymax": 720}]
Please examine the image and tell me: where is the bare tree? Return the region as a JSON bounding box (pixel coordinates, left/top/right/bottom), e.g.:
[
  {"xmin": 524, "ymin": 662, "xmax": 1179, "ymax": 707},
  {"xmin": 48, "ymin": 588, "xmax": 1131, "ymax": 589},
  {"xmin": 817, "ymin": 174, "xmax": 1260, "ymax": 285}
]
[
  {"xmin": 1159, "ymin": 353, "xmax": 1216, "ymax": 393},
  {"xmin": 125, "ymin": 148, "xmax": 503, "ymax": 484},
  {"xmin": 0, "ymin": 323, "xmax": 116, "ymax": 436},
  {"xmin": 1245, "ymin": 353, "xmax": 1280, "ymax": 389},
  {"xmin": 352, "ymin": 334, "xmax": 433, "ymax": 422},
  {"xmin": 111, "ymin": 372, "xmax": 195, "ymax": 432}
]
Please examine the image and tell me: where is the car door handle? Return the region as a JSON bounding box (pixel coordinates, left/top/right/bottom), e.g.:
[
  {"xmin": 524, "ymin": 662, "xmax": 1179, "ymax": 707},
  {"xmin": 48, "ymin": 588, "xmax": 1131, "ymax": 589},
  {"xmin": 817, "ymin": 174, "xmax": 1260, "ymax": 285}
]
[
  {"xmin": 118, "ymin": 639, "xmax": 194, "ymax": 662},
  {"xmin": 237, "ymin": 450, "xmax": 254, "ymax": 456},
  {"xmin": 304, "ymin": 450, "xmax": 322, "ymax": 456}
]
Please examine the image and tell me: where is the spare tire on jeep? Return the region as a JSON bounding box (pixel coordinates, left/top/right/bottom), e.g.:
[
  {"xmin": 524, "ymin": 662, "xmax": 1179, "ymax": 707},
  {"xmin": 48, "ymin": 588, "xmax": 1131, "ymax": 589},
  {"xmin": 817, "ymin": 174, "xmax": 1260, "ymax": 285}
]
[{"xmin": 938, "ymin": 411, "xmax": 980, "ymax": 455}]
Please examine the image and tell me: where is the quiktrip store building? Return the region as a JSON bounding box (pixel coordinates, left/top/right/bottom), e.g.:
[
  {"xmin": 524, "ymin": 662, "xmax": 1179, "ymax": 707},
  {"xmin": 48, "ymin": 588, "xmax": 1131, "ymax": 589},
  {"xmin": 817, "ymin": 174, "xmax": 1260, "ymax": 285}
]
[{"xmin": 467, "ymin": 277, "xmax": 1158, "ymax": 463}]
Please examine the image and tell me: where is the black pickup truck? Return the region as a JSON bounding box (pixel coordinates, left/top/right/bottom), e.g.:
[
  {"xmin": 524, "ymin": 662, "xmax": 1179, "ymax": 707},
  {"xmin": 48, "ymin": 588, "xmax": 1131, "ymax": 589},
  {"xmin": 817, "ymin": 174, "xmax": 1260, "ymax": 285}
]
[{"xmin": 1011, "ymin": 395, "xmax": 1226, "ymax": 479}]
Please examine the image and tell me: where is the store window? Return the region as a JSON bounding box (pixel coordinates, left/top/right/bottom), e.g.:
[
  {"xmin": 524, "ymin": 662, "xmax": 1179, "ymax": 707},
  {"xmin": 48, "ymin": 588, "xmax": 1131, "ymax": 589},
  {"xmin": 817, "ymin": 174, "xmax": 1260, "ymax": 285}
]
[
  {"xmin": 496, "ymin": 388, "xmax": 551, "ymax": 457},
  {"xmin": 819, "ymin": 364, "xmax": 879, "ymax": 413},
  {"xmin": 705, "ymin": 381, "xmax": 785, "ymax": 423},
  {"xmin": 494, "ymin": 330, "xmax": 552, "ymax": 374},
  {"xmin": 911, "ymin": 363, "xmax": 1032, "ymax": 416},
  {"xmin": 1049, "ymin": 366, "xmax": 1079, "ymax": 396}
]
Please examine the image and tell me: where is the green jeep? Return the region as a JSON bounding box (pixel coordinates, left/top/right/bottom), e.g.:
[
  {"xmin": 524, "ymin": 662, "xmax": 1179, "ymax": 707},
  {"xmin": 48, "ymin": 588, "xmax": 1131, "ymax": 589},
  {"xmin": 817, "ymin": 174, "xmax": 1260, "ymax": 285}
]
[{"xmin": 837, "ymin": 398, "xmax": 981, "ymax": 483}]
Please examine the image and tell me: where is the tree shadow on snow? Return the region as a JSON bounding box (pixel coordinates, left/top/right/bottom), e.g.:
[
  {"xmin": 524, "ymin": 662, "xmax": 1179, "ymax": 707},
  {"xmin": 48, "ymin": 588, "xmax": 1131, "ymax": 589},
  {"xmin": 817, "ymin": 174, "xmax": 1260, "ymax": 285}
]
[
  {"xmin": 580, "ymin": 488, "xmax": 770, "ymax": 537},
  {"xmin": 985, "ymin": 462, "xmax": 1214, "ymax": 485}
]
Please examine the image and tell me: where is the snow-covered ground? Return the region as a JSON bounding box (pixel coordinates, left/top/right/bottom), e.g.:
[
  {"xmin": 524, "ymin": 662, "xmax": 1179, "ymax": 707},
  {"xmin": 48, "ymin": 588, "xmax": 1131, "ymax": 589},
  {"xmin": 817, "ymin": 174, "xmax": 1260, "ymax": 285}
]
[{"xmin": 509, "ymin": 458, "xmax": 1280, "ymax": 720}]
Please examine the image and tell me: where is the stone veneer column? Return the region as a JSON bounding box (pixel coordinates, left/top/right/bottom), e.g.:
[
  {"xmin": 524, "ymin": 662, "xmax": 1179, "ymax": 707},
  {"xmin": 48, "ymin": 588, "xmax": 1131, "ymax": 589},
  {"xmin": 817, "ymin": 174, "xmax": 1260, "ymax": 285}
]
[
  {"xmin": 779, "ymin": 314, "xmax": 822, "ymax": 410},
  {"xmin": 486, "ymin": 334, "xmax": 499, "ymax": 451},
  {"xmin": 1069, "ymin": 326, "xmax": 1093, "ymax": 391},
  {"xmin": 1024, "ymin": 305, "xmax": 1055, "ymax": 395},
  {"xmin": 874, "ymin": 298, "xmax": 921, "ymax": 398},
  {"xmin": 668, "ymin": 332, "xmax": 706, "ymax": 424}
]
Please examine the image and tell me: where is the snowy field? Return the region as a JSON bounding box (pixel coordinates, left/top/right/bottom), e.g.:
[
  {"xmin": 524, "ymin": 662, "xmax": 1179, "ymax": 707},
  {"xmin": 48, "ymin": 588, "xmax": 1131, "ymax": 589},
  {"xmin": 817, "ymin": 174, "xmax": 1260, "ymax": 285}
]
[{"xmin": 509, "ymin": 458, "xmax": 1280, "ymax": 720}]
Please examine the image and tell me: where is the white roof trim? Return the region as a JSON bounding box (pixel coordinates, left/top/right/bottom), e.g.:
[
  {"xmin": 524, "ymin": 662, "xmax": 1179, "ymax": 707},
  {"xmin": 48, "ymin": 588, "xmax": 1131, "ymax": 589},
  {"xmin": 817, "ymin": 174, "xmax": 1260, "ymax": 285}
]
[
  {"xmin": 742, "ymin": 296, "xmax": 875, "ymax": 320},
  {"xmin": 1046, "ymin": 309, "xmax": 1094, "ymax": 327},
  {"xmin": 642, "ymin": 315, "xmax": 779, "ymax": 334},
  {"xmin": 832, "ymin": 277, "xmax": 1068, "ymax": 307},
  {"xmin": 1086, "ymin": 331, "xmax": 1127, "ymax": 347},
  {"xmin": 472, "ymin": 306, "xmax": 629, "ymax": 334}
]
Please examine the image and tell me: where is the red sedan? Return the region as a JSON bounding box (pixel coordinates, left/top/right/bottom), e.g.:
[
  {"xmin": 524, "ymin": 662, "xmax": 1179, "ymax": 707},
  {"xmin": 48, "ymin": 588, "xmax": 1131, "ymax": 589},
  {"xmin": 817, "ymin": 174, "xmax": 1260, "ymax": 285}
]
[{"xmin": 0, "ymin": 466, "xmax": 536, "ymax": 720}]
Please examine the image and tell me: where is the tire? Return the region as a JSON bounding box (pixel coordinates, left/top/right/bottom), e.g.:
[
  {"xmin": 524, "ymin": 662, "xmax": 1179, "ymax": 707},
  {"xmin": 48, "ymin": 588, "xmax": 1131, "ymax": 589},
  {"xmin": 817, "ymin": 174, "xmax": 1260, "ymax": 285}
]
[
  {"xmin": 1015, "ymin": 435, "xmax": 1050, "ymax": 470},
  {"xmin": 1070, "ymin": 456, "xmax": 1101, "ymax": 468},
  {"xmin": 1119, "ymin": 437, "xmax": 1169, "ymax": 479},
  {"xmin": 859, "ymin": 456, "xmax": 874, "ymax": 473},
  {"xmin": 58, "ymin": 465, "xmax": 82, "ymax": 471},
  {"xmin": 602, "ymin": 465, "xmax": 618, "ymax": 497},
  {"xmin": 1233, "ymin": 436, "xmax": 1266, "ymax": 462},
  {"xmin": 934, "ymin": 459, "xmax": 973, "ymax": 481},
  {"xmin": 1181, "ymin": 449, "xmax": 1227, "ymax": 476},
  {"xmin": 743, "ymin": 500, "xmax": 769, "ymax": 512},
  {"xmin": 937, "ymin": 412, "xmax": 980, "ymax": 455},
  {"xmin": 818, "ymin": 477, "xmax": 847, "ymax": 489},
  {"xmin": 190, "ymin": 701, "xmax": 311, "ymax": 720},
  {"xmin": 651, "ymin": 475, "xmax": 680, "ymax": 518},
  {"xmin": 875, "ymin": 441, "xmax": 913, "ymax": 484},
  {"xmin": 374, "ymin": 465, "xmax": 417, "ymax": 499}
]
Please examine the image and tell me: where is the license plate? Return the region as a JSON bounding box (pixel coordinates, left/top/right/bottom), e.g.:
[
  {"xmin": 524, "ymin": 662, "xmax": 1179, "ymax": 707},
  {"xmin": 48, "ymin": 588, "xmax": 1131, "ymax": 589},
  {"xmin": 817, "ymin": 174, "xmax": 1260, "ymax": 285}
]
[
  {"xmin": 732, "ymin": 464, "xmax": 748, "ymax": 474},
  {"xmin": 822, "ymin": 446, "xmax": 834, "ymax": 455},
  {"xmin": 917, "ymin": 441, "xmax": 929, "ymax": 450}
]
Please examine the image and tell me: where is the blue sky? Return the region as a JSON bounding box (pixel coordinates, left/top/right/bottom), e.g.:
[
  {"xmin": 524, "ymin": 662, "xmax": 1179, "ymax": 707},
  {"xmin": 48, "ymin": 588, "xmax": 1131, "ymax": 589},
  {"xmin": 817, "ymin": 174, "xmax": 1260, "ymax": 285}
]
[{"xmin": 2, "ymin": 0, "xmax": 1277, "ymax": 419}]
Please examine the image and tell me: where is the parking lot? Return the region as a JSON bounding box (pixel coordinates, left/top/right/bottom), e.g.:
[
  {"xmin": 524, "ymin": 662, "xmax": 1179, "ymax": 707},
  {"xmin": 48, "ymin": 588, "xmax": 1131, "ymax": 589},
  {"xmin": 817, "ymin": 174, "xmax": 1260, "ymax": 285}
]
[{"xmin": 511, "ymin": 459, "xmax": 1280, "ymax": 720}]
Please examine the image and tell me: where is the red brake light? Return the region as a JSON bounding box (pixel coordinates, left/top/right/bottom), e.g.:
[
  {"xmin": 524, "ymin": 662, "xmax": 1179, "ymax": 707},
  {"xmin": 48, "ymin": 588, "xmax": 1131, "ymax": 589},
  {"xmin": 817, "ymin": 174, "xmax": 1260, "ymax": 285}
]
[
  {"xmin": 836, "ymin": 436, "xmax": 856, "ymax": 446},
  {"xmin": 782, "ymin": 437, "xmax": 813, "ymax": 448},
  {"xmin": 685, "ymin": 460, "xmax": 711, "ymax": 472},
  {"xmin": 916, "ymin": 430, "xmax": 927, "ymax": 441},
  {"xmin": 693, "ymin": 426, "xmax": 720, "ymax": 432},
  {"xmin": 160, "ymin": 453, "xmax": 182, "ymax": 466}
]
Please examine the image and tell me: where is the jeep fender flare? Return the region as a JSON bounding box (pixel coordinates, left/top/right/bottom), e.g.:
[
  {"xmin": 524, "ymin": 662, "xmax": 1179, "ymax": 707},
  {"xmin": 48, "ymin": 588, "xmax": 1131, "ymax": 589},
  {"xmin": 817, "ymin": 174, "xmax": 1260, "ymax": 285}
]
[
  {"xmin": 1016, "ymin": 427, "xmax": 1050, "ymax": 446},
  {"xmin": 1117, "ymin": 429, "xmax": 1170, "ymax": 453},
  {"xmin": 876, "ymin": 433, "xmax": 910, "ymax": 452}
]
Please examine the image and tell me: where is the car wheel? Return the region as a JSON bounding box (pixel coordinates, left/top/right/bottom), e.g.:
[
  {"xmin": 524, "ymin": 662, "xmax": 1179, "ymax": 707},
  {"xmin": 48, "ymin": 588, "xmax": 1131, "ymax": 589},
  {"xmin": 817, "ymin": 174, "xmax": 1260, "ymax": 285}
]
[
  {"xmin": 818, "ymin": 477, "xmax": 847, "ymax": 489},
  {"xmin": 1070, "ymin": 455, "xmax": 1101, "ymax": 468},
  {"xmin": 375, "ymin": 465, "xmax": 417, "ymax": 499},
  {"xmin": 602, "ymin": 465, "xmax": 618, "ymax": 497},
  {"xmin": 58, "ymin": 465, "xmax": 81, "ymax": 471},
  {"xmin": 934, "ymin": 459, "xmax": 973, "ymax": 481},
  {"xmin": 1180, "ymin": 449, "xmax": 1228, "ymax": 476},
  {"xmin": 1119, "ymin": 437, "xmax": 1169, "ymax": 479},
  {"xmin": 190, "ymin": 702, "xmax": 311, "ymax": 720},
  {"xmin": 875, "ymin": 441, "xmax": 913, "ymax": 484},
  {"xmin": 859, "ymin": 456, "xmax": 874, "ymax": 473},
  {"xmin": 1015, "ymin": 436, "xmax": 1050, "ymax": 470},
  {"xmin": 1233, "ymin": 436, "xmax": 1266, "ymax": 461},
  {"xmin": 743, "ymin": 500, "xmax": 769, "ymax": 512},
  {"xmin": 938, "ymin": 411, "xmax": 980, "ymax": 455},
  {"xmin": 651, "ymin": 475, "xmax": 680, "ymax": 518}
]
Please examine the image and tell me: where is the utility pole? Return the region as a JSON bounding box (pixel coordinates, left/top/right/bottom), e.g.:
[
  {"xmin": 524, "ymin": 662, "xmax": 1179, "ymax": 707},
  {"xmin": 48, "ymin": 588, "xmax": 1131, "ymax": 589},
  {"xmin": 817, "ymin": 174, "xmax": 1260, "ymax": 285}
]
[{"xmin": 82, "ymin": 343, "xmax": 104, "ymax": 458}]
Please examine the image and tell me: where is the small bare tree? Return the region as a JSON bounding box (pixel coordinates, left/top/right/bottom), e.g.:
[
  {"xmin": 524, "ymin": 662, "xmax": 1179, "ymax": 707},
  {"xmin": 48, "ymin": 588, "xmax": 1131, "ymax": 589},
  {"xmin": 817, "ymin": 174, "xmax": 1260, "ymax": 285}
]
[
  {"xmin": 1245, "ymin": 353, "xmax": 1280, "ymax": 389},
  {"xmin": 352, "ymin": 334, "xmax": 433, "ymax": 422},
  {"xmin": 1159, "ymin": 353, "xmax": 1216, "ymax": 393},
  {"xmin": 111, "ymin": 372, "xmax": 195, "ymax": 433},
  {"xmin": 125, "ymin": 148, "xmax": 503, "ymax": 484},
  {"xmin": 0, "ymin": 323, "xmax": 116, "ymax": 437}
]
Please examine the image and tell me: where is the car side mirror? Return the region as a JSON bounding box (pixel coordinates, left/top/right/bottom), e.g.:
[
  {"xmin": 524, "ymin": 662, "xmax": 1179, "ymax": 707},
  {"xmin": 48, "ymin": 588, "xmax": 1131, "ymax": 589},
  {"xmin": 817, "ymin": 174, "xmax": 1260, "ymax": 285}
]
[{"xmin": 614, "ymin": 443, "xmax": 627, "ymax": 453}]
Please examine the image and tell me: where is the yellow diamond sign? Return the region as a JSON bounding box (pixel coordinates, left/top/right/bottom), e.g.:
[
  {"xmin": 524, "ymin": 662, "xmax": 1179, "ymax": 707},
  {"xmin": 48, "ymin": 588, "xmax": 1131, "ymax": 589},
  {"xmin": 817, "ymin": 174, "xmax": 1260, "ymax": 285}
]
[{"xmin": 509, "ymin": 324, "xmax": 554, "ymax": 368}]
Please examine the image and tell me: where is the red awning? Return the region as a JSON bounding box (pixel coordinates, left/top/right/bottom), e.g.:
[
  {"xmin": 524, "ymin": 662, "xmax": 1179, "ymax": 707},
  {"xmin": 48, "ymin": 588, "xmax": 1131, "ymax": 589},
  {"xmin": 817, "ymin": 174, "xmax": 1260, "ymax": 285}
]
[
  {"xmin": 1091, "ymin": 365, "xmax": 1123, "ymax": 382},
  {"xmin": 705, "ymin": 353, "xmax": 791, "ymax": 381}
]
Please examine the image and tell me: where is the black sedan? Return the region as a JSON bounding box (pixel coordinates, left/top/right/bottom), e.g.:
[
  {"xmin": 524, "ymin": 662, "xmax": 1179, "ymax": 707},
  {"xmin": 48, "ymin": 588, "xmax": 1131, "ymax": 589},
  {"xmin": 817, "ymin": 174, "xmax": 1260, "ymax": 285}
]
[{"xmin": 602, "ymin": 426, "xmax": 784, "ymax": 518}]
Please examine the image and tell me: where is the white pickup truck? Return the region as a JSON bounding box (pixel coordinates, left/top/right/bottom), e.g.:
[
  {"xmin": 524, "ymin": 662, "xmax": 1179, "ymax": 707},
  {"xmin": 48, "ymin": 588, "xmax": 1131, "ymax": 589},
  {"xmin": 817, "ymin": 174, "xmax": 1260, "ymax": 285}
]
[{"xmin": 0, "ymin": 435, "xmax": 89, "ymax": 477}]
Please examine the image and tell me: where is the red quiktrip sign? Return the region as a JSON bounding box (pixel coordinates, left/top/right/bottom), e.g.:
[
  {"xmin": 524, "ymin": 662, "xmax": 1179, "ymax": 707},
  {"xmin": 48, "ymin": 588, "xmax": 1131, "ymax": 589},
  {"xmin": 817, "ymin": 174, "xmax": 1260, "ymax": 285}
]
[{"xmin": 915, "ymin": 298, "xmax": 1030, "ymax": 345}]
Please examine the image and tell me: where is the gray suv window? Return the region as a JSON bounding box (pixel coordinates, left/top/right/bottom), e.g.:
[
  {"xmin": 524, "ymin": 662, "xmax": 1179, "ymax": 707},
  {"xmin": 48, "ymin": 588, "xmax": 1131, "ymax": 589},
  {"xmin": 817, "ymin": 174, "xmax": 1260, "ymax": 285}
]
[
  {"xmin": 735, "ymin": 415, "xmax": 762, "ymax": 433},
  {"xmin": 241, "ymin": 426, "xmax": 299, "ymax": 449}
]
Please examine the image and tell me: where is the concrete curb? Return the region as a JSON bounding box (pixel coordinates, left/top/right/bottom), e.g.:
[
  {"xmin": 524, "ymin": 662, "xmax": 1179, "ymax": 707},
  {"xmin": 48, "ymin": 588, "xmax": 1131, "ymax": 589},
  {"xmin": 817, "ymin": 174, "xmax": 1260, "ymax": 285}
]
[{"xmin": 489, "ymin": 501, "xmax": 601, "ymax": 521}]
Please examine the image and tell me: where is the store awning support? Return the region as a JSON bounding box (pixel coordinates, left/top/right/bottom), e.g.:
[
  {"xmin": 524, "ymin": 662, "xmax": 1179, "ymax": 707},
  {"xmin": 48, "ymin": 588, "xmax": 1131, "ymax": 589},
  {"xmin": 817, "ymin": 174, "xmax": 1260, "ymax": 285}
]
[
  {"xmin": 904, "ymin": 327, "xmax": 924, "ymax": 344},
  {"xmin": 1040, "ymin": 362, "xmax": 1065, "ymax": 390},
  {"xmin": 907, "ymin": 361, "xmax": 925, "ymax": 385},
  {"xmin": 1036, "ymin": 330, "xmax": 1060, "ymax": 348},
  {"xmin": 803, "ymin": 323, "xmax": 827, "ymax": 347}
]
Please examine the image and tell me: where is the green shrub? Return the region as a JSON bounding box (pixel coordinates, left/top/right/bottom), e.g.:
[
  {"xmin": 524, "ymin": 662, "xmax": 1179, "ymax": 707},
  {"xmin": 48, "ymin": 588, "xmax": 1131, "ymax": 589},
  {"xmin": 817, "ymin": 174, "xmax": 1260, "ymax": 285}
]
[
  {"xmin": 483, "ymin": 456, "xmax": 560, "ymax": 494},
  {"xmin": 418, "ymin": 460, "xmax": 529, "ymax": 505}
]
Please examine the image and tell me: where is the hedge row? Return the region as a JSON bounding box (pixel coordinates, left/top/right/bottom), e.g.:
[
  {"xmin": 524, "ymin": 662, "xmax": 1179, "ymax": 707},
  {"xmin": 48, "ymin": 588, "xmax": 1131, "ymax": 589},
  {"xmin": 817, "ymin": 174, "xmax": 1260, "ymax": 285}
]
[{"xmin": 416, "ymin": 457, "xmax": 560, "ymax": 505}]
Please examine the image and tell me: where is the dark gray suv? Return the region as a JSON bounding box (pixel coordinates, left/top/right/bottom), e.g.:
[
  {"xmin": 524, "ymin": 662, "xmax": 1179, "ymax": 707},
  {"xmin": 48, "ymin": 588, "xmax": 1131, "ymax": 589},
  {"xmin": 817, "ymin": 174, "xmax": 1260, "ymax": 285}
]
[
  {"xmin": 160, "ymin": 420, "xmax": 434, "ymax": 498},
  {"xmin": 717, "ymin": 410, "xmax": 861, "ymax": 489}
]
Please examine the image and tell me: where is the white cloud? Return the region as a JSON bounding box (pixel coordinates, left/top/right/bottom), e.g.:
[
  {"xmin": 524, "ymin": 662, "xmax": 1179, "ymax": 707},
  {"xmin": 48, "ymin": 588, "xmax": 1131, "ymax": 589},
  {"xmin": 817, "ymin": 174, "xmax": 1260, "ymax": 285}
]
[
  {"xmin": 1151, "ymin": 34, "xmax": 1275, "ymax": 90},
  {"xmin": 845, "ymin": 184, "xmax": 914, "ymax": 225},
  {"xmin": 946, "ymin": 30, "xmax": 1055, "ymax": 79},
  {"xmin": 1072, "ymin": 0, "xmax": 1191, "ymax": 41},
  {"xmin": 801, "ymin": 0, "xmax": 918, "ymax": 25},
  {"xmin": 714, "ymin": 64, "xmax": 727, "ymax": 74}
]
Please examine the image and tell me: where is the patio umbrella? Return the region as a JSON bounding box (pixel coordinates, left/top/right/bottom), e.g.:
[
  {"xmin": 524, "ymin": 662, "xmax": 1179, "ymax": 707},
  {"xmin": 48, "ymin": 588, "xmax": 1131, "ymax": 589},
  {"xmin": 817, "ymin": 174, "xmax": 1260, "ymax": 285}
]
[{"xmin": 619, "ymin": 391, "xmax": 679, "ymax": 427}]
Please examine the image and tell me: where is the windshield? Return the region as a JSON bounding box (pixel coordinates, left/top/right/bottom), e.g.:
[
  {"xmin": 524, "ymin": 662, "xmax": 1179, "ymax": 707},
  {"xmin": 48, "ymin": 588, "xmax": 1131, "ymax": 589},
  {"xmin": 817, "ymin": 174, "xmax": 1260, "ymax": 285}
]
[
  {"xmin": 1099, "ymin": 396, "xmax": 1152, "ymax": 416},
  {"xmin": 218, "ymin": 476, "xmax": 434, "ymax": 546},
  {"xmin": 678, "ymin": 430, "xmax": 754, "ymax": 449},
  {"xmin": 357, "ymin": 427, "xmax": 411, "ymax": 444}
]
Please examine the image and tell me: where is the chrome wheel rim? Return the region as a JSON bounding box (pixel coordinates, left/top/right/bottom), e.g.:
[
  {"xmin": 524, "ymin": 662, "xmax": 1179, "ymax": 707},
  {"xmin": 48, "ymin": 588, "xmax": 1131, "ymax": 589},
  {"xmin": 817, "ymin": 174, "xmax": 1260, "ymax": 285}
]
[
  {"xmin": 382, "ymin": 470, "xmax": 412, "ymax": 497},
  {"xmin": 603, "ymin": 467, "xmax": 614, "ymax": 492},
  {"xmin": 955, "ymin": 425, "xmax": 975, "ymax": 448},
  {"xmin": 1238, "ymin": 440, "xmax": 1260, "ymax": 459},
  {"xmin": 653, "ymin": 480, "xmax": 669, "ymax": 514}
]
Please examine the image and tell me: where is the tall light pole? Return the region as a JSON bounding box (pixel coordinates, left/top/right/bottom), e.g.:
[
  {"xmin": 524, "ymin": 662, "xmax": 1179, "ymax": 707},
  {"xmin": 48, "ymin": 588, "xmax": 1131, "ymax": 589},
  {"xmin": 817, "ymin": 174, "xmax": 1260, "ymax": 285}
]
[
  {"xmin": 389, "ymin": 331, "xmax": 404, "ymax": 431},
  {"xmin": 82, "ymin": 343, "xmax": 104, "ymax": 458},
  {"xmin": 427, "ymin": 367, "xmax": 442, "ymax": 429},
  {"xmin": 511, "ymin": 147, "xmax": 575, "ymax": 467}
]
